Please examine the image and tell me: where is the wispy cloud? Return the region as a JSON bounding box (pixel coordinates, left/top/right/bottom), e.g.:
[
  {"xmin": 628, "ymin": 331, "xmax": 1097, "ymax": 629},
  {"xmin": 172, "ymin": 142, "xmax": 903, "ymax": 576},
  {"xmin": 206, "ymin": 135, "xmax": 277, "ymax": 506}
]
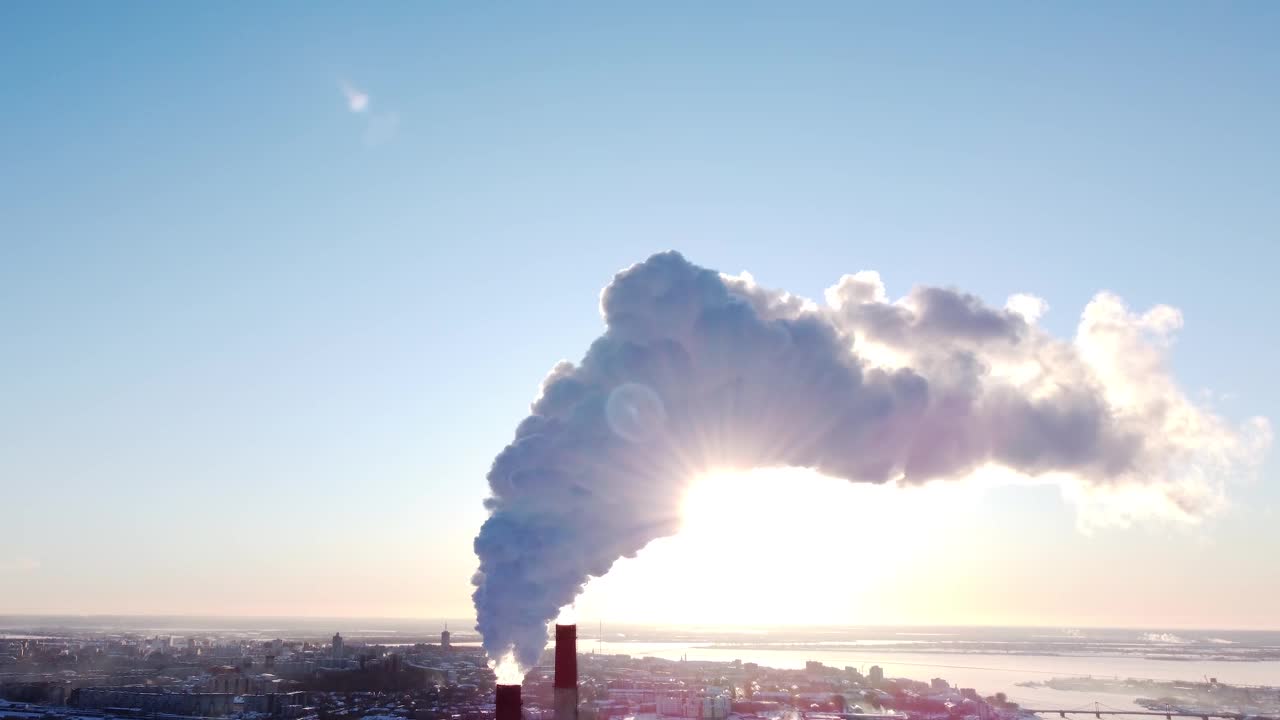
[
  {"xmin": 0, "ymin": 558, "xmax": 40, "ymax": 573},
  {"xmin": 340, "ymin": 80, "xmax": 369, "ymax": 113},
  {"xmin": 338, "ymin": 77, "xmax": 399, "ymax": 147}
]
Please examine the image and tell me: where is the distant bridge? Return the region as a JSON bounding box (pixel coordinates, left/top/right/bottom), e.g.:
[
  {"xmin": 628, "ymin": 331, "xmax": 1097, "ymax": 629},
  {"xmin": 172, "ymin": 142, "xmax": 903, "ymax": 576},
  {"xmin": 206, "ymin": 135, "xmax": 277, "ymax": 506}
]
[{"xmin": 1025, "ymin": 710, "xmax": 1277, "ymax": 720}]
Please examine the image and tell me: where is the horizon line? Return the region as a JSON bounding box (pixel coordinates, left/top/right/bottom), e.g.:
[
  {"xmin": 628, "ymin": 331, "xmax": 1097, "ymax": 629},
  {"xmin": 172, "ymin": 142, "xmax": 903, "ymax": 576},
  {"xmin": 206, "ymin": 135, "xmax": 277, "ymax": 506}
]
[{"xmin": 2, "ymin": 613, "xmax": 1278, "ymax": 634}]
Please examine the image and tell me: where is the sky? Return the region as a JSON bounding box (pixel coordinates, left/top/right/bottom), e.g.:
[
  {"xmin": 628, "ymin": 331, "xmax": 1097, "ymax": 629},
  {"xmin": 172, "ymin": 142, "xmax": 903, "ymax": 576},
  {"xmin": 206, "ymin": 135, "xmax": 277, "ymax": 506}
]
[{"xmin": 1, "ymin": 2, "xmax": 1278, "ymax": 630}]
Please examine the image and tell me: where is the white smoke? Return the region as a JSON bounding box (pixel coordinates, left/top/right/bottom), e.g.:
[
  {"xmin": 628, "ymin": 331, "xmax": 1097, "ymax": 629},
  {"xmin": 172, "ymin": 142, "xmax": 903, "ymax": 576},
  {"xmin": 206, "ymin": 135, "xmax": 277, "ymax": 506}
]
[{"xmin": 472, "ymin": 251, "xmax": 1269, "ymax": 669}]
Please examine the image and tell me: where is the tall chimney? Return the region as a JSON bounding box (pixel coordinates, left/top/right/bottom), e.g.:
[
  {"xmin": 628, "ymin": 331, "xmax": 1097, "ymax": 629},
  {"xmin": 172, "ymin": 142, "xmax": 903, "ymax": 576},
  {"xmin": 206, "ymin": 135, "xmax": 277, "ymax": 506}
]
[
  {"xmin": 554, "ymin": 624, "xmax": 578, "ymax": 720},
  {"xmin": 496, "ymin": 684, "xmax": 521, "ymax": 720}
]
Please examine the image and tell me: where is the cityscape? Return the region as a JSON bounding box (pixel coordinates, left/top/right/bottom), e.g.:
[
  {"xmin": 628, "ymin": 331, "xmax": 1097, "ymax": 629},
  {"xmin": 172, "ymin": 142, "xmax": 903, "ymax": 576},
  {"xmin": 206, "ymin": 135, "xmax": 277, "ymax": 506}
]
[{"xmin": 3, "ymin": 621, "xmax": 1279, "ymax": 720}]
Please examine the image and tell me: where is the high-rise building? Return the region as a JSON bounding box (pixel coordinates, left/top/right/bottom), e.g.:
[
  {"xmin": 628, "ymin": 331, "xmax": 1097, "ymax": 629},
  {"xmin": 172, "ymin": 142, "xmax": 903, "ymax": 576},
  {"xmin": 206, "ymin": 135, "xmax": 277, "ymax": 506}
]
[
  {"xmin": 441, "ymin": 628, "xmax": 451, "ymax": 649},
  {"xmin": 869, "ymin": 665, "xmax": 884, "ymax": 684},
  {"xmin": 332, "ymin": 633, "xmax": 344, "ymax": 660}
]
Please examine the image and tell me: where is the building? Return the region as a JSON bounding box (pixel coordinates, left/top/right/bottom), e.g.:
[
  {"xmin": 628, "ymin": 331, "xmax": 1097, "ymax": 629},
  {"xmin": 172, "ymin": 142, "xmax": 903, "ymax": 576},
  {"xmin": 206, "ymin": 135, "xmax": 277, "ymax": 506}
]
[
  {"xmin": 441, "ymin": 628, "xmax": 451, "ymax": 650},
  {"xmin": 869, "ymin": 666, "xmax": 884, "ymax": 684},
  {"xmin": 332, "ymin": 633, "xmax": 344, "ymax": 660},
  {"xmin": 656, "ymin": 692, "xmax": 730, "ymax": 719},
  {"xmin": 205, "ymin": 666, "xmax": 287, "ymax": 695},
  {"xmin": 700, "ymin": 695, "xmax": 731, "ymax": 719},
  {"xmin": 274, "ymin": 659, "xmax": 317, "ymax": 678},
  {"xmin": 72, "ymin": 689, "xmax": 237, "ymax": 717},
  {"xmin": 608, "ymin": 688, "xmax": 658, "ymax": 704}
]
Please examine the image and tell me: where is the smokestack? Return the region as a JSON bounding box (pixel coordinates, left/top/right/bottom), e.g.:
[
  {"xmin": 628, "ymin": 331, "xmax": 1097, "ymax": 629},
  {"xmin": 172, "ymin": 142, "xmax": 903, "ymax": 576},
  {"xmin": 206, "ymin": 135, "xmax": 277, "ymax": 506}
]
[
  {"xmin": 496, "ymin": 684, "xmax": 521, "ymax": 720},
  {"xmin": 554, "ymin": 624, "xmax": 578, "ymax": 720}
]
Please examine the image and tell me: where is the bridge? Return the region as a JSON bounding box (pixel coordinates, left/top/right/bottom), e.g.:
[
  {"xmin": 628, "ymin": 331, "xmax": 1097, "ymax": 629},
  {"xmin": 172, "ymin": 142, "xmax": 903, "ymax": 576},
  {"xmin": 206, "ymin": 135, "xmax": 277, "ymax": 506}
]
[{"xmin": 1025, "ymin": 709, "xmax": 1276, "ymax": 720}]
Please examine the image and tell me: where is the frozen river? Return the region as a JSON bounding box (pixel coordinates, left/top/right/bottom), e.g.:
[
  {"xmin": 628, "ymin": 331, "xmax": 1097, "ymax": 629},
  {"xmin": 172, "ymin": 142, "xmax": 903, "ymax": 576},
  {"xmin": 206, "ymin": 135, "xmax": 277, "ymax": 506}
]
[{"xmin": 593, "ymin": 640, "xmax": 1280, "ymax": 711}]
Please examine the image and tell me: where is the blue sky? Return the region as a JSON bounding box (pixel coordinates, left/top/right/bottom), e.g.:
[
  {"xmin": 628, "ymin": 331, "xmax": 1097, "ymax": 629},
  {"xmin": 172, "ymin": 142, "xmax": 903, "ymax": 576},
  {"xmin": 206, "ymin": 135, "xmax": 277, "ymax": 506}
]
[{"xmin": 1, "ymin": 2, "xmax": 1277, "ymax": 626}]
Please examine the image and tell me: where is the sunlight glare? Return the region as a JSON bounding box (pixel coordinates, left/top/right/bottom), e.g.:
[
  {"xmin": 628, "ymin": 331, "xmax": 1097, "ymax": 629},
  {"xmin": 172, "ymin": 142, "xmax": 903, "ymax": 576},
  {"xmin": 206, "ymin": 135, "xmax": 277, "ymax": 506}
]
[
  {"xmin": 572, "ymin": 466, "xmax": 989, "ymax": 626},
  {"xmin": 555, "ymin": 604, "xmax": 577, "ymax": 625},
  {"xmin": 491, "ymin": 652, "xmax": 524, "ymax": 684}
]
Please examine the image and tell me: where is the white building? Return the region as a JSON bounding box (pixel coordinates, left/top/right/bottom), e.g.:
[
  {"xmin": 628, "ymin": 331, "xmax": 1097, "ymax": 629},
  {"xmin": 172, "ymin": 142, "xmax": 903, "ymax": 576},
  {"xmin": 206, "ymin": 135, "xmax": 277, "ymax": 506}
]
[{"xmin": 657, "ymin": 693, "xmax": 730, "ymax": 719}]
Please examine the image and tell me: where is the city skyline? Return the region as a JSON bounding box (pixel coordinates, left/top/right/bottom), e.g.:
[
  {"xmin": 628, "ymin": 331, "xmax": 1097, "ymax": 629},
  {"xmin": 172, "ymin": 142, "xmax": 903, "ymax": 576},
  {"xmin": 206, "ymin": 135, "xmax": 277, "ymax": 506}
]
[{"xmin": 3, "ymin": 2, "xmax": 1279, "ymax": 631}]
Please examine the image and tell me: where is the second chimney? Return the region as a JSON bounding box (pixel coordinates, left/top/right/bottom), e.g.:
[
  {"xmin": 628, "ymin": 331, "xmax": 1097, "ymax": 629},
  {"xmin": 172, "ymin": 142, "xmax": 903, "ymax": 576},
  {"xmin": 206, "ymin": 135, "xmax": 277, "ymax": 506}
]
[{"xmin": 553, "ymin": 624, "xmax": 578, "ymax": 720}]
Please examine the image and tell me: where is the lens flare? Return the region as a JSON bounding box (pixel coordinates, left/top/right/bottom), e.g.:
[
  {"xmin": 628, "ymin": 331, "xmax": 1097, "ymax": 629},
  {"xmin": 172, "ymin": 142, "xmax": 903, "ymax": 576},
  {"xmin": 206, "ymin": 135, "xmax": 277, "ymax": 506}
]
[{"xmin": 605, "ymin": 382, "xmax": 667, "ymax": 442}]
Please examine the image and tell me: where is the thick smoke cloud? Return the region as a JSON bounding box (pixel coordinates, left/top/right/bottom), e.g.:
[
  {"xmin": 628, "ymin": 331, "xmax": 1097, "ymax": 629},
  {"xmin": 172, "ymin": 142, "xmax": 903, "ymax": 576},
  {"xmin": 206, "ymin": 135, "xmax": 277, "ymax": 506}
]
[{"xmin": 472, "ymin": 252, "xmax": 1269, "ymax": 669}]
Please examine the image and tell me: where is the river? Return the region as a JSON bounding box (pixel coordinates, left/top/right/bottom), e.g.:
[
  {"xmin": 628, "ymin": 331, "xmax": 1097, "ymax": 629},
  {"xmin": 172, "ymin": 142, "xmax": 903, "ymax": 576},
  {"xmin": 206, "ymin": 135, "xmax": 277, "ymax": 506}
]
[{"xmin": 592, "ymin": 641, "xmax": 1280, "ymax": 711}]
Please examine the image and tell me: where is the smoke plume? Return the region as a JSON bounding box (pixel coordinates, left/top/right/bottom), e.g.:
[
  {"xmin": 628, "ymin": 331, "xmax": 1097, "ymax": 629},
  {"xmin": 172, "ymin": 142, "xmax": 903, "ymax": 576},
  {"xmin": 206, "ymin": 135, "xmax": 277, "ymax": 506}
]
[{"xmin": 472, "ymin": 251, "xmax": 1269, "ymax": 669}]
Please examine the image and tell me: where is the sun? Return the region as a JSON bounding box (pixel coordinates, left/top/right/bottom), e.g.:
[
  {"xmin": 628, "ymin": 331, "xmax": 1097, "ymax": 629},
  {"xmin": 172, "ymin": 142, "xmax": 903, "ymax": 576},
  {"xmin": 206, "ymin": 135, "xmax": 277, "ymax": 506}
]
[
  {"xmin": 679, "ymin": 468, "xmax": 922, "ymax": 568},
  {"xmin": 575, "ymin": 466, "xmax": 980, "ymax": 626}
]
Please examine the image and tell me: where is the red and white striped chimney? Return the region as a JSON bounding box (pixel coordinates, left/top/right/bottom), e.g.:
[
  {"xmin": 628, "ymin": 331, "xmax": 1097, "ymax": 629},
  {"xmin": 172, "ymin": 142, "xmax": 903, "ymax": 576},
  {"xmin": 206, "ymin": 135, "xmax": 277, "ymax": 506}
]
[{"xmin": 553, "ymin": 624, "xmax": 578, "ymax": 720}]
